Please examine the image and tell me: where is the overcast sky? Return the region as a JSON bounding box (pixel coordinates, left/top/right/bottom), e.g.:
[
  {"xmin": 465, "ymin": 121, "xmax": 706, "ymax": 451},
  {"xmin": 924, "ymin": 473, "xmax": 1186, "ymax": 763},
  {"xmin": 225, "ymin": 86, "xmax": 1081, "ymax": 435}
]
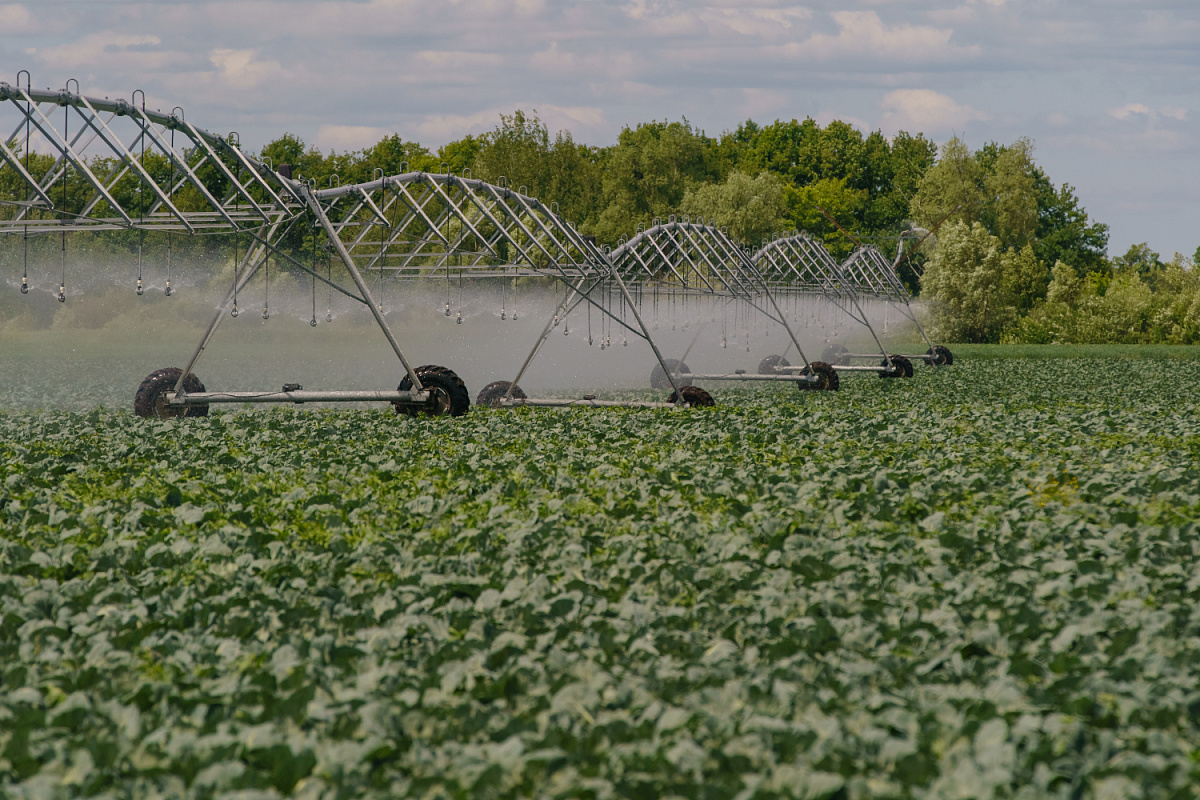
[{"xmin": 2, "ymin": 0, "xmax": 1197, "ymax": 258}]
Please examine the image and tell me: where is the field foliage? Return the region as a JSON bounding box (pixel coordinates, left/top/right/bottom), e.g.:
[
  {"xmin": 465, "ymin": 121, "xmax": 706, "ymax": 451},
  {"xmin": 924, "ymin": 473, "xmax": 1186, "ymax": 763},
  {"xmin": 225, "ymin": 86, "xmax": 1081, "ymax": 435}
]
[{"xmin": 3, "ymin": 354, "xmax": 1200, "ymax": 798}]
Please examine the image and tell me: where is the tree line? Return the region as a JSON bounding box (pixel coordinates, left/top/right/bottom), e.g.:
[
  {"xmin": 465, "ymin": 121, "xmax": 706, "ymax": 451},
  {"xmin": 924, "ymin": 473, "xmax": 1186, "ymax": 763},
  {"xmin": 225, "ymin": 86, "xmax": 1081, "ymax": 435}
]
[{"xmin": 5, "ymin": 110, "xmax": 1199, "ymax": 343}]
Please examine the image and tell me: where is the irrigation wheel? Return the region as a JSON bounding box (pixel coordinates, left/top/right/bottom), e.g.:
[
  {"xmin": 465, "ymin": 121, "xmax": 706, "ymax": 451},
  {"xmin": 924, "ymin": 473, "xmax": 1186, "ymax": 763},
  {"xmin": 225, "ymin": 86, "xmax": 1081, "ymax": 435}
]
[
  {"xmin": 927, "ymin": 345, "xmax": 954, "ymax": 366},
  {"xmin": 396, "ymin": 365, "xmax": 470, "ymax": 417},
  {"xmin": 650, "ymin": 359, "xmax": 692, "ymax": 389},
  {"xmin": 668, "ymin": 385, "xmax": 715, "ymax": 407},
  {"xmin": 821, "ymin": 343, "xmax": 849, "ymax": 365},
  {"xmin": 134, "ymin": 368, "xmax": 208, "ymax": 418},
  {"xmin": 757, "ymin": 354, "xmax": 790, "ymax": 375},
  {"xmin": 879, "ymin": 355, "xmax": 914, "ymax": 379},
  {"xmin": 476, "ymin": 380, "xmax": 527, "ymax": 408},
  {"xmin": 797, "ymin": 361, "xmax": 840, "ymax": 392}
]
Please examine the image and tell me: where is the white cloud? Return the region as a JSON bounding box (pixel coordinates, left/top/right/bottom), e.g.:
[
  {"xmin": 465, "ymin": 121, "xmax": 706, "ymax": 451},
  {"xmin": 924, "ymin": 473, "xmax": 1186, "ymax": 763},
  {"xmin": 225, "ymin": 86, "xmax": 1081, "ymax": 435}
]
[
  {"xmin": 699, "ymin": 6, "xmax": 812, "ymax": 39},
  {"xmin": 26, "ymin": 32, "xmax": 176, "ymax": 72},
  {"xmin": 1109, "ymin": 103, "xmax": 1151, "ymax": 121},
  {"xmin": 1108, "ymin": 103, "xmax": 1188, "ymax": 124},
  {"xmin": 879, "ymin": 89, "xmax": 988, "ymax": 134},
  {"xmin": 789, "ymin": 11, "xmax": 979, "ymax": 62},
  {"xmin": 208, "ymin": 49, "xmax": 287, "ymax": 87},
  {"xmin": 0, "ymin": 3, "xmax": 36, "ymax": 33}
]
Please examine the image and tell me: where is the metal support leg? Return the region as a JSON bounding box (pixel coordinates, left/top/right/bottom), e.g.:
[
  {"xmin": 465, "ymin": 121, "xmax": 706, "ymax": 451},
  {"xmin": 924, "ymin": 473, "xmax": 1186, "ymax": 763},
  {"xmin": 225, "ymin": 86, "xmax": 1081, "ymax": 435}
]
[
  {"xmin": 608, "ymin": 268, "xmax": 687, "ymax": 403},
  {"xmin": 175, "ymin": 242, "xmax": 267, "ymax": 394},
  {"xmin": 304, "ymin": 189, "xmax": 424, "ymax": 391},
  {"xmin": 505, "ymin": 276, "xmax": 588, "ymax": 400}
]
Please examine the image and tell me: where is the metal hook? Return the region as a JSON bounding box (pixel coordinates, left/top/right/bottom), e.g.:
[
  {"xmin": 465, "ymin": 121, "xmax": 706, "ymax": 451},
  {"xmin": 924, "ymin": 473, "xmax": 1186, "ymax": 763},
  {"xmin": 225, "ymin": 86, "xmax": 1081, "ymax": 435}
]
[
  {"xmin": 65, "ymin": 78, "xmax": 80, "ymax": 96},
  {"xmin": 17, "ymin": 70, "xmax": 30, "ymax": 91},
  {"xmin": 462, "ymin": 167, "xmax": 472, "ymax": 180},
  {"xmin": 329, "ymin": 174, "xmax": 340, "ymax": 188},
  {"xmin": 374, "ymin": 167, "xmax": 385, "ymax": 181},
  {"xmin": 227, "ymin": 131, "xmax": 240, "ymax": 147},
  {"xmin": 132, "ymin": 89, "xmax": 145, "ymax": 111}
]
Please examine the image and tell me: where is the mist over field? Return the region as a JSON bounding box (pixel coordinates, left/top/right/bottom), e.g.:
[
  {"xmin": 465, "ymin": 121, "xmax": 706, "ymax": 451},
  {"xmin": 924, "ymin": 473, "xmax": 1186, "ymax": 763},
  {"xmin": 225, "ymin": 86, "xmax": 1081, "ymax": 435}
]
[{"xmin": 0, "ymin": 251, "xmax": 918, "ymax": 412}]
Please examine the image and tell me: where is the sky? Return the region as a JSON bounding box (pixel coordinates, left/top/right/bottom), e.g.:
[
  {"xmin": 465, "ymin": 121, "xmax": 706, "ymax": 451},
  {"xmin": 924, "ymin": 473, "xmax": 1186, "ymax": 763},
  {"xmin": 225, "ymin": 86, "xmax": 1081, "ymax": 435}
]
[{"xmin": 2, "ymin": 0, "xmax": 1198, "ymax": 259}]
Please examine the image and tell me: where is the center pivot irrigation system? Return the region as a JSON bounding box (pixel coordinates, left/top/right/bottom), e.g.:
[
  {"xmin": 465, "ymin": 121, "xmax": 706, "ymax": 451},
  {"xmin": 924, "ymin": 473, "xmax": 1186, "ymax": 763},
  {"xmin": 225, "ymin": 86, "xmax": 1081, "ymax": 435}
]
[{"xmin": 1, "ymin": 75, "xmax": 952, "ymax": 417}]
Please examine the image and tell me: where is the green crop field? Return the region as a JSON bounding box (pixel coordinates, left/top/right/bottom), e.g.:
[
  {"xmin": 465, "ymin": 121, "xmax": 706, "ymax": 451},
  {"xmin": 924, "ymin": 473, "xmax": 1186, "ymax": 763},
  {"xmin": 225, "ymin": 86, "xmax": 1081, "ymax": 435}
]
[{"xmin": 3, "ymin": 350, "xmax": 1200, "ymax": 799}]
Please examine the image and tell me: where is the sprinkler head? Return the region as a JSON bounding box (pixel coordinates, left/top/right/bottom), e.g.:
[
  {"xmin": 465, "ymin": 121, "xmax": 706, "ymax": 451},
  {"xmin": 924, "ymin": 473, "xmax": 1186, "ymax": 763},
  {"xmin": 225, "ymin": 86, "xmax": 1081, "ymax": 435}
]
[
  {"xmin": 20, "ymin": 277, "xmax": 28, "ymax": 294},
  {"xmin": 136, "ymin": 278, "xmax": 144, "ymax": 296},
  {"xmin": 553, "ymin": 315, "xmax": 560, "ymax": 327},
  {"xmin": 57, "ymin": 285, "xmax": 65, "ymax": 303},
  {"xmin": 262, "ymin": 307, "xmax": 270, "ymax": 320},
  {"xmin": 623, "ymin": 339, "xmax": 627, "ymax": 347},
  {"xmin": 500, "ymin": 310, "xmax": 506, "ymax": 320},
  {"xmin": 326, "ymin": 311, "xmax": 332, "ymax": 323},
  {"xmin": 512, "ymin": 312, "xmax": 517, "ymax": 320},
  {"xmin": 588, "ymin": 336, "xmax": 593, "ymax": 346},
  {"xmin": 310, "ymin": 318, "xmax": 317, "ymax": 327},
  {"xmin": 444, "ymin": 303, "xmax": 451, "ymax": 317},
  {"xmin": 456, "ymin": 311, "xmax": 463, "ymax": 325},
  {"xmin": 230, "ymin": 305, "xmax": 239, "ymax": 317},
  {"xmin": 164, "ymin": 281, "xmax": 173, "ymax": 297}
]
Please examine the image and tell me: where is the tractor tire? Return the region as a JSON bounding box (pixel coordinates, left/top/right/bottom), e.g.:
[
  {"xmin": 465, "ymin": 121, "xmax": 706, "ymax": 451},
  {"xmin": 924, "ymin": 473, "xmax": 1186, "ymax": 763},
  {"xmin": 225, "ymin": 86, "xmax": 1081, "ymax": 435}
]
[
  {"xmin": 476, "ymin": 380, "xmax": 527, "ymax": 408},
  {"xmin": 668, "ymin": 385, "xmax": 715, "ymax": 407},
  {"xmin": 927, "ymin": 345, "xmax": 954, "ymax": 366},
  {"xmin": 757, "ymin": 354, "xmax": 790, "ymax": 375},
  {"xmin": 821, "ymin": 343, "xmax": 849, "ymax": 365},
  {"xmin": 796, "ymin": 361, "xmax": 840, "ymax": 392},
  {"xmin": 879, "ymin": 355, "xmax": 914, "ymax": 379},
  {"xmin": 395, "ymin": 365, "xmax": 470, "ymax": 417},
  {"xmin": 650, "ymin": 359, "xmax": 691, "ymax": 389},
  {"xmin": 134, "ymin": 368, "xmax": 208, "ymax": 418}
]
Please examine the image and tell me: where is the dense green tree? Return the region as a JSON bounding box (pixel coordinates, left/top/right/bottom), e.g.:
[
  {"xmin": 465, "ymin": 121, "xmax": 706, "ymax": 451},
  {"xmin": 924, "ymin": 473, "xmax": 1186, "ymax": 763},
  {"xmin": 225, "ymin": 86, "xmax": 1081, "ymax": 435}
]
[
  {"xmin": 1112, "ymin": 242, "xmax": 1163, "ymax": 279},
  {"xmin": 679, "ymin": 171, "xmax": 788, "ymax": 245},
  {"xmin": 920, "ymin": 220, "xmax": 1044, "ymax": 342},
  {"xmin": 787, "ymin": 177, "xmax": 866, "ymax": 257},
  {"xmin": 592, "ymin": 119, "xmax": 720, "ymax": 242}
]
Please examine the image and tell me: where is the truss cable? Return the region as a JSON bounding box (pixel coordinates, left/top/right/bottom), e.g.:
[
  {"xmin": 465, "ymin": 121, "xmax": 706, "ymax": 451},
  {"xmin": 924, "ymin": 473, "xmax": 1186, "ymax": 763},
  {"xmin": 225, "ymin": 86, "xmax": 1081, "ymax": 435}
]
[
  {"xmin": 136, "ymin": 94, "xmax": 146, "ymax": 296},
  {"xmin": 456, "ymin": 271, "xmax": 463, "ymax": 324},
  {"xmin": 621, "ymin": 286, "xmax": 627, "ymax": 346},
  {"xmin": 58, "ymin": 99, "xmax": 67, "ymax": 303},
  {"xmin": 309, "ymin": 217, "xmax": 318, "ymax": 326},
  {"xmin": 136, "ymin": 228, "xmax": 144, "ymax": 295},
  {"xmin": 20, "ymin": 78, "xmax": 30, "ymax": 294},
  {"xmin": 261, "ymin": 246, "xmax": 269, "ymax": 319},
  {"xmin": 166, "ymin": 125, "xmax": 176, "ymax": 296}
]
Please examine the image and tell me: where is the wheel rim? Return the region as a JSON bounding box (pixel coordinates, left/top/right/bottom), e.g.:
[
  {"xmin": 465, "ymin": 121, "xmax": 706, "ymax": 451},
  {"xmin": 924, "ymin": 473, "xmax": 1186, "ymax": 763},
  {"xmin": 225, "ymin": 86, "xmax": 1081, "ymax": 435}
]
[
  {"xmin": 153, "ymin": 391, "xmax": 186, "ymax": 419},
  {"xmin": 426, "ymin": 386, "xmax": 452, "ymax": 416}
]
